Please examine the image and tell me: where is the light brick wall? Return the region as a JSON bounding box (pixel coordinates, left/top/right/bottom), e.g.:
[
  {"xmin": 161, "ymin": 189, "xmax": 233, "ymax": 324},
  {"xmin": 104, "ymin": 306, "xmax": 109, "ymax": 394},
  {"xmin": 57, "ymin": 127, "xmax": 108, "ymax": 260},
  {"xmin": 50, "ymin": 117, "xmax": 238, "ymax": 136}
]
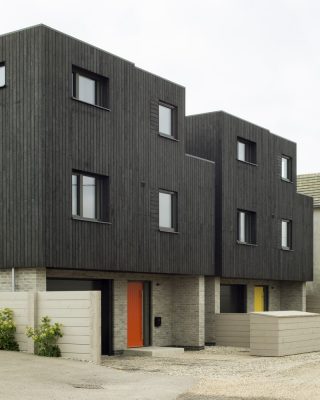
[
  {"xmin": 280, "ymin": 281, "xmax": 306, "ymax": 311},
  {"xmin": 0, "ymin": 268, "xmax": 46, "ymax": 292},
  {"xmin": 0, "ymin": 270, "xmax": 12, "ymax": 291},
  {"xmin": 152, "ymin": 277, "xmax": 173, "ymax": 346},
  {"xmin": 172, "ymin": 275, "xmax": 205, "ymax": 348},
  {"xmin": 113, "ymin": 279, "xmax": 127, "ymax": 351},
  {"xmin": 205, "ymin": 276, "xmax": 220, "ymax": 344}
]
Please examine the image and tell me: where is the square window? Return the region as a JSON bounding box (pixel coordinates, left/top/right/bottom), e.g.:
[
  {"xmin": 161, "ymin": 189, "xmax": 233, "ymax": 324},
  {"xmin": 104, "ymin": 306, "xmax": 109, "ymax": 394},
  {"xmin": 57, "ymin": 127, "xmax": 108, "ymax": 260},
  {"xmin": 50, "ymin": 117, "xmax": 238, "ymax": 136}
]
[
  {"xmin": 281, "ymin": 219, "xmax": 292, "ymax": 250},
  {"xmin": 72, "ymin": 171, "xmax": 109, "ymax": 222},
  {"xmin": 0, "ymin": 63, "xmax": 5, "ymax": 88},
  {"xmin": 72, "ymin": 66, "xmax": 109, "ymax": 108},
  {"xmin": 237, "ymin": 209, "xmax": 256, "ymax": 244},
  {"xmin": 281, "ymin": 155, "xmax": 292, "ymax": 181},
  {"xmin": 159, "ymin": 190, "xmax": 177, "ymax": 231},
  {"xmin": 159, "ymin": 103, "xmax": 176, "ymax": 137},
  {"xmin": 237, "ymin": 138, "xmax": 256, "ymax": 164}
]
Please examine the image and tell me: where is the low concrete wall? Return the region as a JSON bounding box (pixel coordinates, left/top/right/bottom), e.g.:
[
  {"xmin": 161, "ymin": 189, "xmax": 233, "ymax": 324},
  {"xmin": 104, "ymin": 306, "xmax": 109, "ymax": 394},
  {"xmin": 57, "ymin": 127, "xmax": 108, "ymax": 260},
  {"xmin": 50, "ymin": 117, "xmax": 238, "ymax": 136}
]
[
  {"xmin": 250, "ymin": 311, "xmax": 320, "ymax": 356},
  {"xmin": 215, "ymin": 314, "xmax": 250, "ymax": 347},
  {"xmin": 0, "ymin": 291, "xmax": 101, "ymax": 363},
  {"xmin": 0, "ymin": 292, "xmax": 31, "ymax": 352},
  {"xmin": 306, "ymin": 295, "xmax": 320, "ymax": 313}
]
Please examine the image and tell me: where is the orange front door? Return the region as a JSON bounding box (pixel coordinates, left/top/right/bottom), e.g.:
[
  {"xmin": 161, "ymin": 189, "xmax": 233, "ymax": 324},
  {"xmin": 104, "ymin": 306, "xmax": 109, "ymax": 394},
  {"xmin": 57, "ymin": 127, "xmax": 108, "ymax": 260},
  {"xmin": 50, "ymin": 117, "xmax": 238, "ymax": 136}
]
[{"xmin": 127, "ymin": 282, "xmax": 143, "ymax": 348}]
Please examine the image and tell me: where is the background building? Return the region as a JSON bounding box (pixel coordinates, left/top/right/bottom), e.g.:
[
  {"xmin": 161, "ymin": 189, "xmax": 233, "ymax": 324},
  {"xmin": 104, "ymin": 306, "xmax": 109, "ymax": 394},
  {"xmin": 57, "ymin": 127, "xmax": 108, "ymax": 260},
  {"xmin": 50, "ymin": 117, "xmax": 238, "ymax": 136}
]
[{"xmin": 297, "ymin": 174, "xmax": 320, "ymax": 312}]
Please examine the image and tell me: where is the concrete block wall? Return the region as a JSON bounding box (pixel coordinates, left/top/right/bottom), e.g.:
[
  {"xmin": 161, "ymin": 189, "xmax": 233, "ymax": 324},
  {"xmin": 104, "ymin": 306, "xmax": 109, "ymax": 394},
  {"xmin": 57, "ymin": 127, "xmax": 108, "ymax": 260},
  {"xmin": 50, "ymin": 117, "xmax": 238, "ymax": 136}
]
[
  {"xmin": 280, "ymin": 281, "xmax": 306, "ymax": 311},
  {"xmin": 0, "ymin": 268, "xmax": 46, "ymax": 292},
  {"xmin": 250, "ymin": 312, "xmax": 320, "ymax": 356},
  {"xmin": 215, "ymin": 314, "xmax": 250, "ymax": 347},
  {"xmin": 0, "ymin": 290, "xmax": 101, "ymax": 363},
  {"xmin": 0, "ymin": 292, "xmax": 30, "ymax": 351}
]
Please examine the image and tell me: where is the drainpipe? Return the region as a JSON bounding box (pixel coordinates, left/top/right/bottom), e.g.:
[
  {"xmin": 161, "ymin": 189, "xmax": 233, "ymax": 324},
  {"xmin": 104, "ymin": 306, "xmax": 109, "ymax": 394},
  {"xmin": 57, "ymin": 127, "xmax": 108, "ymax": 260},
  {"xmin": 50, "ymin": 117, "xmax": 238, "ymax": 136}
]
[{"xmin": 11, "ymin": 267, "xmax": 15, "ymax": 292}]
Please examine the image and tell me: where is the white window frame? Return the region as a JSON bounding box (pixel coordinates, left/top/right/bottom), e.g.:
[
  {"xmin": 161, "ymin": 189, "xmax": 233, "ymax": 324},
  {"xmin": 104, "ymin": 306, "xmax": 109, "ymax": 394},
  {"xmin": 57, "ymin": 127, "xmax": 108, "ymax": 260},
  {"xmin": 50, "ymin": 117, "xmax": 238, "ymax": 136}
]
[
  {"xmin": 159, "ymin": 190, "xmax": 177, "ymax": 232},
  {"xmin": 0, "ymin": 63, "xmax": 5, "ymax": 88},
  {"xmin": 281, "ymin": 155, "xmax": 292, "ymax": 181},
  {"xmin": 158, "ymin": 102, "xmax": 176, "ymax": 138},
  {"xmin": 281, "ymin": 219, "xmax": 292, "ymax": 250}
]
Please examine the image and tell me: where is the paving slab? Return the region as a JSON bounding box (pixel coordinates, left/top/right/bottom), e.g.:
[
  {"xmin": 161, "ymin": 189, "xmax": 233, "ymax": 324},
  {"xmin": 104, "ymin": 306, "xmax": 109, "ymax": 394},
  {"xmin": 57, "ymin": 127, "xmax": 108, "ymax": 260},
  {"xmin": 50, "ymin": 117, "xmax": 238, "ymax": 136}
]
[
  {"xmin": 0, "ymin": 351, "xmax": 195, "ymax": 400},
  {"xmin": 124, "ymin": 346, "xmax": 185, "ymax": 357}
]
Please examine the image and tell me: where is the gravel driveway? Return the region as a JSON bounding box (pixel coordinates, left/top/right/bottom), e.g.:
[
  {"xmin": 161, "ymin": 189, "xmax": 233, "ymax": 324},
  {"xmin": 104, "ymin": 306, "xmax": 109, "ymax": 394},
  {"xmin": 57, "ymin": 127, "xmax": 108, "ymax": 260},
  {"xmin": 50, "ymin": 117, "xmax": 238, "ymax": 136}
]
[{"xmin": 102, "ymin": 346, "xmax": 320, "ymax": 399}]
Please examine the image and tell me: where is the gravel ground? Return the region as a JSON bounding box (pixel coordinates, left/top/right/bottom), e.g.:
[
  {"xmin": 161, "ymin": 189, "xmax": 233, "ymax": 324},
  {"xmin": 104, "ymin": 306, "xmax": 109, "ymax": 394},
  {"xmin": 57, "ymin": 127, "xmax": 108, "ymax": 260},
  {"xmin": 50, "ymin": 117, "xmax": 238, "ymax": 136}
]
[{"xmin": 102, "ymin": 347, "xmax": 320, "ymax": 399}]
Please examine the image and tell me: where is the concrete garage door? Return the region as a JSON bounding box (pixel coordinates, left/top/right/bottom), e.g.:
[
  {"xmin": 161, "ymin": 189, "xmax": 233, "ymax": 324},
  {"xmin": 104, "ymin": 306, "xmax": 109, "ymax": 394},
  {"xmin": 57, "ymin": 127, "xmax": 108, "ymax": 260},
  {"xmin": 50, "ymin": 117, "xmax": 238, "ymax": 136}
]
[{"xmin": 47, "ymin": 278, "xmax": 113, "ymax": 355}]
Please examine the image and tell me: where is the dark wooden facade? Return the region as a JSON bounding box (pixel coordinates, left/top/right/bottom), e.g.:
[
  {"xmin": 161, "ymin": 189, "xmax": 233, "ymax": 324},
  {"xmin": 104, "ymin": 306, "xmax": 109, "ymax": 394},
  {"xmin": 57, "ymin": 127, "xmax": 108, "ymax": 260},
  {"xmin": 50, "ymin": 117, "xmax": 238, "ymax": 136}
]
[
  {"xmin": 186, "ymin": 111, "xmax": 313, "ymax": 281},
  {"xmin": 0, "ymin": 25, "xmax": 215, "ymax": 275}
]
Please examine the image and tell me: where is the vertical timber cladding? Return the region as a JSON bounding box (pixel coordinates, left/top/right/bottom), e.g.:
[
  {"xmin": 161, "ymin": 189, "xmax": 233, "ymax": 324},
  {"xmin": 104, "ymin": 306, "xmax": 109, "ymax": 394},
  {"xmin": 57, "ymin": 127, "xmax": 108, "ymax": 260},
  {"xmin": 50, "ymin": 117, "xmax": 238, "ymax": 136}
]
[
  {"xmin": 0, "ymin": 26, "xmax": 45, "ymax": 269},
  {"xmin": 186, "ymin": 111, "xmax": 313, "ymax": 281},
  {"xmin": 30, "ymin": 25, "xmax": 215, "ymax": 276}
]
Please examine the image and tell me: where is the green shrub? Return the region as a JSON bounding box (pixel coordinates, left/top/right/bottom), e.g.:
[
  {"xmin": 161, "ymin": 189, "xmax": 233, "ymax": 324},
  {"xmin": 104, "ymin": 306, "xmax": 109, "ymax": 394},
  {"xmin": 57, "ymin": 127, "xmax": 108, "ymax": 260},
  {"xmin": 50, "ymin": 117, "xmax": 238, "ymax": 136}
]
[
  {"xmin": 26, "ymin": 316, "xmax": 63, "ymax": 357},
  {"xmin": 0, "ymin": 308, "xmax": 19, "ymax": 351}
]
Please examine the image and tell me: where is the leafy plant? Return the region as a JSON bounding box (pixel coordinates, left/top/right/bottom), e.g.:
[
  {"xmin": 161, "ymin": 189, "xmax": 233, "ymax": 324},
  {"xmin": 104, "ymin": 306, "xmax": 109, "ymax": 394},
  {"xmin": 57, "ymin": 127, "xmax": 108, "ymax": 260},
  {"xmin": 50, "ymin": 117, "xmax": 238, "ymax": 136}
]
[
  {"xmin": 0, "ymin": 308, "xmax": 19, "ymax": 351},
  {"xmin": 26, "ymin": 316, "xmax": 63, "ymax": 357}
]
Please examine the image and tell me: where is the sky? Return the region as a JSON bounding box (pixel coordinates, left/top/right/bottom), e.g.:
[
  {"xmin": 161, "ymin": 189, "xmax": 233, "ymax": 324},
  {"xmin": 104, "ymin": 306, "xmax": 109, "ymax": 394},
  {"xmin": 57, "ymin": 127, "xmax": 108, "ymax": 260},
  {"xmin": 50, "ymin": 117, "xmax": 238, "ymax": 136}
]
[{"xmin": 1, "ymin": 0, "xmax": 320, "ymax": 173}]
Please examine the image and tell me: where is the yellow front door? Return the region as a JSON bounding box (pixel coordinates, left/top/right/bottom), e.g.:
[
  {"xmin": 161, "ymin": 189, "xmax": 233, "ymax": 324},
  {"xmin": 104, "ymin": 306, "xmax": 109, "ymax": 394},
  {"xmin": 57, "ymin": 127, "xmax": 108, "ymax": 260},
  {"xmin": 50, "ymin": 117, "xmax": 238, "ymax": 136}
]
[{"xmin": 254, "ymin": 286, "xmax": 265, "ymax": 312}]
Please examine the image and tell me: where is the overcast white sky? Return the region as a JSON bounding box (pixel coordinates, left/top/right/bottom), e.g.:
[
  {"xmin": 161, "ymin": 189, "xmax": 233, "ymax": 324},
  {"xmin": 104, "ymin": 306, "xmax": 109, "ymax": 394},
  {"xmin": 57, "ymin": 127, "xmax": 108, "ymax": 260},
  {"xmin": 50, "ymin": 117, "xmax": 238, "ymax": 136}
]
[{"xmin": 1, "ymin": 0, "xmax": 320, "ymax": 173}]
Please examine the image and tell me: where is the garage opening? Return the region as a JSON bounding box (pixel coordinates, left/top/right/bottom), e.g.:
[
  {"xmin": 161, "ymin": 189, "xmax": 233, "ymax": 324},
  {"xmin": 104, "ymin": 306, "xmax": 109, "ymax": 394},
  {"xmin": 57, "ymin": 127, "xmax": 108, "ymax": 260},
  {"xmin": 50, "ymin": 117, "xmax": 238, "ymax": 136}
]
[
  {"xmin": 47, "ymin": 278, "xmax": 113, "ymax": 355},
  {"xmin": 220, "ymin": 284, "xmax": 246, "ymax": 313}
]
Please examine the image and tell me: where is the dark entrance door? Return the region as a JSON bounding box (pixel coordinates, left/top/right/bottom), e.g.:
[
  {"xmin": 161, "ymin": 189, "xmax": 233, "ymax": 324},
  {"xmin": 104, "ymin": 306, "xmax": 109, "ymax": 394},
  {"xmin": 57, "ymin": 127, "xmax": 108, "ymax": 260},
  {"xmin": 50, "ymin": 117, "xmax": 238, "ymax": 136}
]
[{"xmin": 46, "ymin": 278, "xmax": 113, "ymax": 355}]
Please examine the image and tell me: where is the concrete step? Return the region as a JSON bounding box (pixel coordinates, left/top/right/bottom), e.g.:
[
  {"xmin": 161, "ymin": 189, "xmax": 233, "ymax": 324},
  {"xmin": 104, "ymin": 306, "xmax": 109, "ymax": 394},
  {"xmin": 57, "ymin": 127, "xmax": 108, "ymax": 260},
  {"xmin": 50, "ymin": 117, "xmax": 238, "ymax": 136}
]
[{"xmin": 123, "ymin": 346, "xmax": 184, "ymax": 358}]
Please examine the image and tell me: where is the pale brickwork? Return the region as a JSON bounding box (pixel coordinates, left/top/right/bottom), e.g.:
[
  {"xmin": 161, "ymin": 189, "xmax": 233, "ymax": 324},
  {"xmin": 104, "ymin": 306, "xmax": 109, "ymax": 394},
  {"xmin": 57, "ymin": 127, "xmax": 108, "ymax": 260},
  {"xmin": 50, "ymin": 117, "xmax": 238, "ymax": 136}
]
[
  {"xmin": 172, "ymin": 275, "xmax": 205, "ymax": 348},
  {"xmin": 205, "ymin": 276, "xmax": 220, "ymax": 344},
  {"xmin": 280, "ymin": 281, "xmax": 306, "ymax": 311},
  {"xmin": 152, "ymin": 277, "xmax": 173, "ymax": 347},
  {"xmin": 0, "ymin": 268, "xmax": 46, "ymax": 292},
  {"xmin": 113, "ymin": 279, "xmax": 127, "ymax": 351},
  {"xmin": 0, "ymin": 270, "xmax": 12, "ymax": 291}
]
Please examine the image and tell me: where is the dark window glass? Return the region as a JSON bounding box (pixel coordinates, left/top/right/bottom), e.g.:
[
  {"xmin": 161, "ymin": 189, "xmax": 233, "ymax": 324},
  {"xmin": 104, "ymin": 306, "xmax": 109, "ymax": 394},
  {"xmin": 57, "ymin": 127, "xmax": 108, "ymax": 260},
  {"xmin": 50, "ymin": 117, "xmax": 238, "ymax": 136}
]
[
  {"xmin": 72, "ymin": 171, "xmax": 109, "ymax": 222},
  {"xmin": 159, "ymin": 190, "xmax": 177, "ymax": 231},
  {"xmin": 237, "ymin": 138, "xmax": 256, "ymax": 164},
  {"xmin": 237, "ymin": 209, "xmax": 256, "ymax": 244},
  {"xmin": 72, "ymin": 66, "xmax": 109, "ymax": 108},
  {"xmin": 220, "ymin": 285, "xmax": 247, "ymax": 313}
]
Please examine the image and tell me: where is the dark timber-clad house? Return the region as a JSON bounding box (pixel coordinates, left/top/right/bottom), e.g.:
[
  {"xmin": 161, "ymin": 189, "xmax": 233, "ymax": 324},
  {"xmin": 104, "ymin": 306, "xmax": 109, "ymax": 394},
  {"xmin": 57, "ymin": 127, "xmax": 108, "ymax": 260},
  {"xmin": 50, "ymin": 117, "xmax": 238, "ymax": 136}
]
[{"xmin": 0, "ymin": 25, "xmax": 313, "ymax": 355}]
